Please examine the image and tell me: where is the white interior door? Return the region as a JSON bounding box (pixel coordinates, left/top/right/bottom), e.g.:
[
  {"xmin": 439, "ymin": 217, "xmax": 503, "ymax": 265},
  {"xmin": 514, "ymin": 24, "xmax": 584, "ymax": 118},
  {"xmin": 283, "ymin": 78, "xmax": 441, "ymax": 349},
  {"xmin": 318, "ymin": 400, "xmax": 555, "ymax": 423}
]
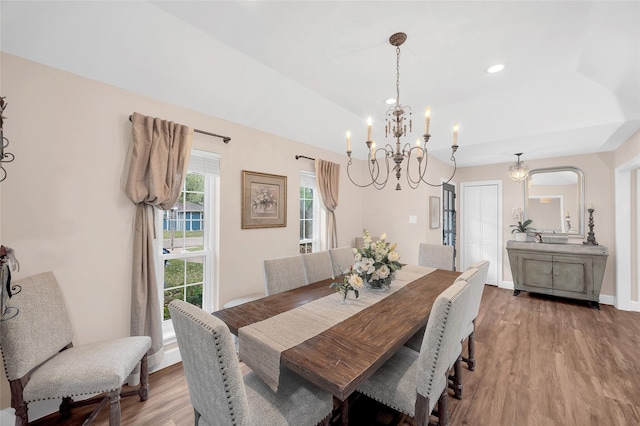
[{"xmin": 460, "ymin": 181, "xmax": 502, "ymax": 285}]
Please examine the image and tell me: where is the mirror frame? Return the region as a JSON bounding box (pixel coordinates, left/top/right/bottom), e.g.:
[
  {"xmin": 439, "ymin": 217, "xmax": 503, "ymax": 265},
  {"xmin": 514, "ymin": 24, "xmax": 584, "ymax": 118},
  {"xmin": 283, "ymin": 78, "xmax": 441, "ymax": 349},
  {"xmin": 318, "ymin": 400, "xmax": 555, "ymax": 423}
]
[{"xmin": 523, "ymin": 166, "xmax": 585, "ymax": 238}]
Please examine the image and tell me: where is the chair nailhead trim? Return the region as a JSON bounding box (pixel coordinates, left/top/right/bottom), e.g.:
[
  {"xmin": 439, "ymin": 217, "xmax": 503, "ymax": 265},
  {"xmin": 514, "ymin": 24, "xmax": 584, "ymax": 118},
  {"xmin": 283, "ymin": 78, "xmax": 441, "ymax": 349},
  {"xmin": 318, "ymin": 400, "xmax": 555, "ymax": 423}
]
[{"xmin": 171, "ymin": 304, "xmax": 241, "ymax": 425}]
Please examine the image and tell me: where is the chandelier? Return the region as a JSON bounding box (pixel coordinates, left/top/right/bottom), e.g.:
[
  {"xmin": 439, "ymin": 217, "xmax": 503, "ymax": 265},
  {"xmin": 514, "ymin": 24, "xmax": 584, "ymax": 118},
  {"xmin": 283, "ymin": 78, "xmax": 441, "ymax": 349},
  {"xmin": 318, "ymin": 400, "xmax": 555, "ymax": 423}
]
[
  {"xmin": 346, "ymin": 32, "xmax": 459, "ymax": 191},
  {"xmin": 508, "ymin": 153, "xmax": 529, "ymax": 182}
]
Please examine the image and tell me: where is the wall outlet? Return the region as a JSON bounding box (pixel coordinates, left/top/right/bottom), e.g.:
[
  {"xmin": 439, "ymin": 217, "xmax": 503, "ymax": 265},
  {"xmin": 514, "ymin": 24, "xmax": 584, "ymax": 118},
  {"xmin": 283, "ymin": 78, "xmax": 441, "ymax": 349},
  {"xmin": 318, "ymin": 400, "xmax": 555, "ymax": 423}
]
[{"xmin": 409, "ymin": 215, "xmax": 417, "ymax": 224}]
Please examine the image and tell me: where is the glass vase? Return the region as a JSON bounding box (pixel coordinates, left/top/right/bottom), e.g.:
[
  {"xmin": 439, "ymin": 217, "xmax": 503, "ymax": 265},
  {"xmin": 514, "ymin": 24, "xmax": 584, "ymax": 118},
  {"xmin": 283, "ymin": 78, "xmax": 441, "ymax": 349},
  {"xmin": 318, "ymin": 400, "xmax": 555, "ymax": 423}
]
[
  {"xmin": 337, "ymin": 289, "xmax": 351, "ymax": 304},
  {"xmin": 365, "ymin": 276, "xmax": 392, "ymax": 292}
]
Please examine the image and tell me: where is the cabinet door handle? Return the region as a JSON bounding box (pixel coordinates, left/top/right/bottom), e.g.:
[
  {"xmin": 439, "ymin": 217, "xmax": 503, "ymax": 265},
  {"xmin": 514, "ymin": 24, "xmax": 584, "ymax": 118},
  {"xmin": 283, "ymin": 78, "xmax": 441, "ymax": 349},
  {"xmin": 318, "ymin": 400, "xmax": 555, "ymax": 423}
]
[{"xmin": 554, "ymin": 273, "xmax": 559, "ymax": 276}]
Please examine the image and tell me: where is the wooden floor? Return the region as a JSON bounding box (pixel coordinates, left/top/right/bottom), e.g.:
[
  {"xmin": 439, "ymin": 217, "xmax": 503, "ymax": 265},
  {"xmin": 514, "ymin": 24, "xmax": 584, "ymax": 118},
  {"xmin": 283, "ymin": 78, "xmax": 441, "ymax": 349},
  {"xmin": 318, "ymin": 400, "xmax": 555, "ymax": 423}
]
[{"xmin": 34, "ymin": 286, "xmax": 640, "ymax": 426}]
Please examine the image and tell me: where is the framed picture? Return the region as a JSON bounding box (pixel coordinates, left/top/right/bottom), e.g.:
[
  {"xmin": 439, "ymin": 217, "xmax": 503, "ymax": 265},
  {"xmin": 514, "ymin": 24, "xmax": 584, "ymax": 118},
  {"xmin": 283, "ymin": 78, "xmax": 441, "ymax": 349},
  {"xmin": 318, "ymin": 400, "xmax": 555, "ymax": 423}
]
[
  {"xmin": 429, "ymin": 196, "xmax": 441, "ymax": 229},
  {"xmin": 241, "ymin": 170, "xmax": 287, "ymax": 229}
]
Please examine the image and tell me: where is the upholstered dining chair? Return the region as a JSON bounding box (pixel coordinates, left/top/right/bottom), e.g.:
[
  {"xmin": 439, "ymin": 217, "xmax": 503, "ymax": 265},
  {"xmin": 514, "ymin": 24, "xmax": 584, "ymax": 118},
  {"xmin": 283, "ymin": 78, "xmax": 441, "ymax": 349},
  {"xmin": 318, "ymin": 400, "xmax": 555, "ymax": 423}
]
[
  {"xmin": 357, "ymin": 278, "xmax": 472, "ymax": 426},
  {"xmin": 404, "ymin": 243, "xmax": 455, "ymax": 354},
  {"xmin": 417, "ymin": 243, "xmax": 455, "ymax": 271},
  {"xmin": 168, "ymin": 300, "xmax": 332, "ymax": 426},
  {"xmin": 328, "ymin": 246, "xmax": 355, "ymax": 274},
  {"xmin": 263, "ymin": 255, "xmax": 306, "ymax": 295},
  {"xmin": 0, "ymin": 271, "xmax": 151, "ymax": 426},
  {"xmin": 456, "ymin": 260, "xmax": 490, "ymax": 372},
  {"xmin": 301, "ymin": 251, "xmax": 334, "ymax": 284}
]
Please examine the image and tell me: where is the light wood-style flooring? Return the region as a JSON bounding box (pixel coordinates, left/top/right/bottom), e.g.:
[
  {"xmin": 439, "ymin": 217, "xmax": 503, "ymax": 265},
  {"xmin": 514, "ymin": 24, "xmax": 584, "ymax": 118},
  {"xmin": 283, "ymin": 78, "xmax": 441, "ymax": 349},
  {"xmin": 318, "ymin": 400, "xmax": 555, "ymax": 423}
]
[{"xmin": 33, "ymin": 285, "xmax": 640, "ymax": 425}]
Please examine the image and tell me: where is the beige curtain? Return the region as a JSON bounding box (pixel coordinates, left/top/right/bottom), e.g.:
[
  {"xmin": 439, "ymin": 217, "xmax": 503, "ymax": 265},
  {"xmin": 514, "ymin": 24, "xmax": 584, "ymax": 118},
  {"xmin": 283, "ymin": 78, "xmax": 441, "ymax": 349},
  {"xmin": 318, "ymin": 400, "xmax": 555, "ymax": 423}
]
[
  {"xmin": 315, "ymin": 159, "xmax": 340, "ymax": 249},
  {"xmin": 124, "ymin": 112, "xmax": 193, "ymax": 375}
]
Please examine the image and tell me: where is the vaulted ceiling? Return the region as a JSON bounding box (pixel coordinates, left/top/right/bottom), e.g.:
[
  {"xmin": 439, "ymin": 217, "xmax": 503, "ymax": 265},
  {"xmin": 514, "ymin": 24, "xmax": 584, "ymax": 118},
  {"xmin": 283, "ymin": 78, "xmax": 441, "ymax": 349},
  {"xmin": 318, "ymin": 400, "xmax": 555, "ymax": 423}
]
[{"xmin": 2, "ymin": 1, "xmax": 639, "ymax": 166}]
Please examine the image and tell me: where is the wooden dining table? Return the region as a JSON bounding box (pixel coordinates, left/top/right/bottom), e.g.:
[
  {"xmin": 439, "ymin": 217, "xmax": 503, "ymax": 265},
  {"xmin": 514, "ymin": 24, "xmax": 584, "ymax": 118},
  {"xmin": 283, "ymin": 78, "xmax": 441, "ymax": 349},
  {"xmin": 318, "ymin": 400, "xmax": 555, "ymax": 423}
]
[{"xmin": 212, "ymin": 266, "xmax": 460, "ymax": 425}]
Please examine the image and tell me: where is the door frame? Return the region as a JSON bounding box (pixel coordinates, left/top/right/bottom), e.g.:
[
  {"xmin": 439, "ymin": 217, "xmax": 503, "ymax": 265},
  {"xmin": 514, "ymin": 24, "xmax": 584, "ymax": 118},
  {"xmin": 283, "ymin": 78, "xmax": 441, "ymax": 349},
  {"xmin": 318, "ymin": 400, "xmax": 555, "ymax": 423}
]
[{"xmin": 460, "ymin": 180, "xmax": 503, "ymax": 286}]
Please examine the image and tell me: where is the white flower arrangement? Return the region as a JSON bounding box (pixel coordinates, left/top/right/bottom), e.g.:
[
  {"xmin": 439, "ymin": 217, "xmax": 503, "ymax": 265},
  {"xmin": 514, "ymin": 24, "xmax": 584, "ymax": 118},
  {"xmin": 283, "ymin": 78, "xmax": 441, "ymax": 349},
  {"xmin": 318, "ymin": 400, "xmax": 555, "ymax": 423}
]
[
  {"xmin": 353, "ymin": 230, "xmax": 402, "ymax": 289},
  {"xmin": 330, "ymin": 266, "xmax": 364, "ymax": 302}
]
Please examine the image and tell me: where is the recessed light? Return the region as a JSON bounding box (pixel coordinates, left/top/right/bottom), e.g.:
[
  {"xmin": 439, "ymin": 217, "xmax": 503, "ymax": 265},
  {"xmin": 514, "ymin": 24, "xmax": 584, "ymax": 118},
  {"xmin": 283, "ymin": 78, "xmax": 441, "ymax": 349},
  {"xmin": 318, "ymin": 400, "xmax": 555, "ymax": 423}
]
[
  {"xmin": 385, "ymin": 98, "xmax": 396, "ymax": 105},
  {"xmin": 487, "ymin": 64, "xmax": 505, "ymax": 74}
]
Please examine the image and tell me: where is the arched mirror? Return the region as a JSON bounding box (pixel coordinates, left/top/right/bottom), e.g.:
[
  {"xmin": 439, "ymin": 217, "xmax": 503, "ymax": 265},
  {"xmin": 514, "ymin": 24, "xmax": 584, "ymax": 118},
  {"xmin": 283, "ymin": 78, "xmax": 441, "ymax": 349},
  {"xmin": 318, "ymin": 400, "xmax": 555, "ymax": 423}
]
[{"xmin": 524, "ymin": 166, "xmax": 585, "ymax": 238}]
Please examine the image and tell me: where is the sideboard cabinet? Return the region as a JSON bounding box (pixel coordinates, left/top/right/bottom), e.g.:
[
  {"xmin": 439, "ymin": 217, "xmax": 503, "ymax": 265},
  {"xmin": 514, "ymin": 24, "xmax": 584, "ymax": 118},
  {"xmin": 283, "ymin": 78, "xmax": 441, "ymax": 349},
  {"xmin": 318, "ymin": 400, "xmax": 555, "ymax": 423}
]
[{"xmin": 506, "ymin": 241, "xmax": 608, "ymax": 308}]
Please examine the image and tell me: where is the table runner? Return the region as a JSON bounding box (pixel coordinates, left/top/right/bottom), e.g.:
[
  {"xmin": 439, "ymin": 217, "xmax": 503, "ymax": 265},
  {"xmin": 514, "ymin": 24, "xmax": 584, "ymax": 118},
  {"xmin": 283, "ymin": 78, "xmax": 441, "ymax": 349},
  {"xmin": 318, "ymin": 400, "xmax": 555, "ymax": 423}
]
[{"xmin": 238, "ymin": 265, "xmax": 434, "ymax": 391}]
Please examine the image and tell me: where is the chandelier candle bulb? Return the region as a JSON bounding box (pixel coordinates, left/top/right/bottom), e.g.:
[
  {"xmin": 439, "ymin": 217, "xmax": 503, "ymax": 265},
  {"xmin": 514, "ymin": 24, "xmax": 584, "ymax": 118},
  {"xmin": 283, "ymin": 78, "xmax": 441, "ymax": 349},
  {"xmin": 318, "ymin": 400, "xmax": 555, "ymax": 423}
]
[
  {"xmin": 367, "ymin": 117, "xmax": 372, "ymax": 141},
  {"xmin": 346, "ymin": 131, "xmax": 351, "ymax": 152},
  {"xmin": 371, "ymin": 141, "xmax": 376, "ymax": 158},
  {"xmin": 453, "ymin": 122, "xmax": 459, "ymax": 146},
  {"xmin": 425, "ymin": 107, "xmax": 431, "ymax": 134}
]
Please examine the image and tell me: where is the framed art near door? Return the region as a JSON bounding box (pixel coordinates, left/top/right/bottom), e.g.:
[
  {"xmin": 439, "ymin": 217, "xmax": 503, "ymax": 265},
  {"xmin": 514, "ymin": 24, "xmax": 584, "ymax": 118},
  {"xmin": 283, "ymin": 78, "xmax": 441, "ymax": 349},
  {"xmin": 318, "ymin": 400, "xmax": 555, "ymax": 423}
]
[
  {"xmin": 242, "ymin": 170, "xmax": 287, "ymax": 229},
  {"xmin": 429, "ymin": 196, "xmax": 441, "ymax": 229}
]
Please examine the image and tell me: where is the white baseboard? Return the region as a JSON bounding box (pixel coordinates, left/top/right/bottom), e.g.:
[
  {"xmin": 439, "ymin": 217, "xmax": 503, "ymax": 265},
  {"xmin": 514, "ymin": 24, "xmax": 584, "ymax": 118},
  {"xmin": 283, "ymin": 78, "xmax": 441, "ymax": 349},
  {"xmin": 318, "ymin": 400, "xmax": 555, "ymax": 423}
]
[
  {"xmin": 0, "ymin": 346, "xmax": 183, "ymax": 425},
  {"xmin": 152, "ymin": 343, "xmax": 182, "ymax": 372},
  {"xmin": 599, "ymin": 294, "xmax": 615, "ymax": 306},
  {"xmin": 614, "ymin": 298, "xmax": 640, "ymax": 312},
  {"xmin": 0, "ymin": 397, "xmax": 60, "ymax": 425},
  {"xmin": 499, "ymin": 280, "xmax": 514, "ymax": 290}
]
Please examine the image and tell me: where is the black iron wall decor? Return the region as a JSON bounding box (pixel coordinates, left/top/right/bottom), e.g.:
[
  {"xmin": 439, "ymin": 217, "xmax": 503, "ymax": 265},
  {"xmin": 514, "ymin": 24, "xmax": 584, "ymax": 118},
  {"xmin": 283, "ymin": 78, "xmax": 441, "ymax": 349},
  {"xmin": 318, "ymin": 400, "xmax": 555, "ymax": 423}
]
[
  {"xmin": 0, "ymin": 96, "xmax": 15, "ymax": 182},
  {"xmin": 1, "ymin": 246, "xmax": 21, "ymax": 321}
]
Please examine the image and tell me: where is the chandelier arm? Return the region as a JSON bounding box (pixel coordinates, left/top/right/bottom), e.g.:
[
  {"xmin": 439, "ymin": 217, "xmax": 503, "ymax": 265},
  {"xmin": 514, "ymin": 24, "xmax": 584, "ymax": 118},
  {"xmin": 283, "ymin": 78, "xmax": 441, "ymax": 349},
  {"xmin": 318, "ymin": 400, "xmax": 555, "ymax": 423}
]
[
  {"xmin": 346, "ymin": 157, "xmax": 379, "ymax": 188},
  {"xmin": 404, "ymin": 146, "xmax": 430, "ymax": 185},
  {"xmin": 368, "ymin": 154, "xmax": 382, "ymax": 182},
  {"xmin": 419, "ymin": 155, "xmax": 457, "ymax": 187},
  {"xmin": 368, "ymin": 154, "xmax": 392, "ymax": 188}
]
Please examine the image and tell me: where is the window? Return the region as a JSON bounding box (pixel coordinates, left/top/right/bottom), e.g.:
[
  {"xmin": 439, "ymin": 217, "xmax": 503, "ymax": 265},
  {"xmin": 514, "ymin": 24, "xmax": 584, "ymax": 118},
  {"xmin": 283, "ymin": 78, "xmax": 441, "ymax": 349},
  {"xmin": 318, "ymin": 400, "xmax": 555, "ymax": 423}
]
[
  {"xmin": 300, "ymin": 172, "xmax": 321, "ymax": 253},
  {"xmin": 156, "ymin": 150, "xmax": 219, "ymax": 340}
]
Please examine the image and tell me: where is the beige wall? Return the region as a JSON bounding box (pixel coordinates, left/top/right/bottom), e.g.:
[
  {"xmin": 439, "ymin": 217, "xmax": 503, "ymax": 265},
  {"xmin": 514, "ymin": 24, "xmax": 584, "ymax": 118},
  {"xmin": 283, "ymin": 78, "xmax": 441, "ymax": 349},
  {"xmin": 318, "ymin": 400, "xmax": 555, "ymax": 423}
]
[{"xmin": 358, "ymin": 155, "xmax": 454, "ymax": 267}]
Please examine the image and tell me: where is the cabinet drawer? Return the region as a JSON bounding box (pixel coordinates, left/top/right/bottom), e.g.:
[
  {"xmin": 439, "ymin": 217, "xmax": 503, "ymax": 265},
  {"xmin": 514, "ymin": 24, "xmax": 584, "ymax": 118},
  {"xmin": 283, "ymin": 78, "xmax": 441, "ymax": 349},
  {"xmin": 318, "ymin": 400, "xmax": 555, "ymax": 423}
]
[
  {"xmin": 552, "ymin": 255, "xmax": 591, "ymax": 294},
  {"xmin": 519, "ymin": 253, "xmax": 553, "ymax": 289}
]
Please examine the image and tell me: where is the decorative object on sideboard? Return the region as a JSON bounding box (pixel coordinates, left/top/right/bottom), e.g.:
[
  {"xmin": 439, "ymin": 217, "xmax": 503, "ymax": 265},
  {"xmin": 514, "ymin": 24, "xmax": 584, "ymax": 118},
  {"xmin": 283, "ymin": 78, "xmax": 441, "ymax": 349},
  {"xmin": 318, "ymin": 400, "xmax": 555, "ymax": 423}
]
[
  {"xmin": 508, "ymin": 153, "xmax": 529, "ymax": 182},
  {"xmin": 540, "ymin": 233, "xmax": 569, "ymax": 244},
  {"xmin": 1, "ymin": 245, "xmax": 21, "ymax": 321},
  {"xmin": 584, "ymin": 205, "xmax": 598, "ymax": 245},
  {"xmin": 345, "ymin": 32, "xmax": 460, "ymax": 191},
  {"xmin": 510, "ymin": 219, "xmax": 532, "ymax": 242},
  {"xmin": 0, "ymin": 97, "xmax": 16, "ymax": 183}
]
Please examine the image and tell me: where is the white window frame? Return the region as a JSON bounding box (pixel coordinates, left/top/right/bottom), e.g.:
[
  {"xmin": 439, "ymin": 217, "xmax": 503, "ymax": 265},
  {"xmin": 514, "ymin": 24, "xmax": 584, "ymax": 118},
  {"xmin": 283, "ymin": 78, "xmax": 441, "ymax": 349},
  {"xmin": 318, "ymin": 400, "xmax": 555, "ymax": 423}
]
[
  {"xmin": 155, "ymin": 150, "xmax": 219, "ymax": 344},
  {"xmin": 300, "ymin": 171, "xmax": 322, "ymax": 253}
]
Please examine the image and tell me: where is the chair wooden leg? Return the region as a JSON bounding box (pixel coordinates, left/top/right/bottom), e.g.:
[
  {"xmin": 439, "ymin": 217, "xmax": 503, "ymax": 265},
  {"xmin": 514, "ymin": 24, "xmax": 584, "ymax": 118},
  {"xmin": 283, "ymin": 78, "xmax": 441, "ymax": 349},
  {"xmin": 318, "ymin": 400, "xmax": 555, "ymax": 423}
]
[
  {"xmin": 437, "ymin": 387, "xmax": 449, "ymax": 426},
  {"xmin": 467, "ymin": 330, "xmax": 476, "ymax": 371},
  {"xmin": 415, "ymin": 393, "xmax": 430, "ymax": 426},
  {"xmin": 194, "ymin": 408, "xmax": 201, "ymax": 426},
  {"xmin": 461, "ymin": 320, "xmax": 477, "ymax": 371},
  {"xmin": 108, "ymin": 389, "xmax": 121, "ymax": 426},
  {"xmin": 9, "ymin": 379, "xmax": 28, "ymax": 426},
  {"xmin": 452, "ymin": 357, "xmax": 463, "ymax": 399},
  {"xmin": 59, "ymin": 397, "xmax": 74, "ymax": 419},
  {"xmin": 138, "ymin": 354, "xmax": 150, "ymax": 401}
]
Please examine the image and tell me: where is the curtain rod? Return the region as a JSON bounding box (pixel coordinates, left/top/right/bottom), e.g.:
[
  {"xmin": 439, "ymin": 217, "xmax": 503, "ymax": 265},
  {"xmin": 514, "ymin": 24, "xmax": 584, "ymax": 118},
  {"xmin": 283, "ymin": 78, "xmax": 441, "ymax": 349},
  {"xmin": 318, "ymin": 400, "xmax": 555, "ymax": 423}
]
[
  {"xmin": 295, "ymin": 155, "xmax": 315, "ymax": 161},
  {"xmin": 128, "ymin": 115, "xmax": 230, "ymax": 143}
]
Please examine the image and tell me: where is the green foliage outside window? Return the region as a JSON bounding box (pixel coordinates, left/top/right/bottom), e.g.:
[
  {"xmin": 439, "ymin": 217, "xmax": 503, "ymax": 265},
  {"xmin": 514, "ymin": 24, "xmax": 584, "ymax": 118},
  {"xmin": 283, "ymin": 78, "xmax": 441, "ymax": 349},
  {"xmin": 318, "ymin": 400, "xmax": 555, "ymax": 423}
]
[{"xmin": 163, "ymin": 258, "xmax": 204, "ymax": 320}]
